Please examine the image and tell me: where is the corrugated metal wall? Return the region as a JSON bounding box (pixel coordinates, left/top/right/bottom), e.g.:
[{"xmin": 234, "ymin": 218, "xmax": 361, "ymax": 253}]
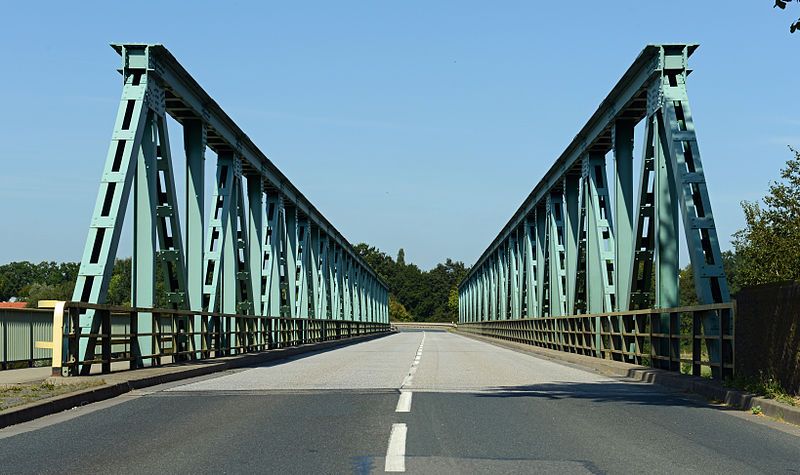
[{"xmin": 0, "ymin": 308, "xmax": 53, "ymax": 368}]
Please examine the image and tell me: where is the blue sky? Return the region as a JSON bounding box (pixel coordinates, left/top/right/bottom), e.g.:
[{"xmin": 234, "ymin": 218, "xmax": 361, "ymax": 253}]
[{"xmin": 0, "ymin": 2, "xmax": 797, "ymax": 270}]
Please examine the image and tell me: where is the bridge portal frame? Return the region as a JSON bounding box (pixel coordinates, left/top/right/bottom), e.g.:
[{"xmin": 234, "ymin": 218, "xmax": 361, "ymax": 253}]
[{"xmin": 70, "ymin": 44, "xmax": 388, "ymax": 375}]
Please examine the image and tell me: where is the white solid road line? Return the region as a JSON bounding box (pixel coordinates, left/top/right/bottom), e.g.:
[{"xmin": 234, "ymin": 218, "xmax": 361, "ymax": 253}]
[
  {"xmin": 396, "ymin": 390, "xmax": 413, "ymax": 413},
  {"xmin": 384, "ymin": 423, "xmax": 408, "ymax": 472}
]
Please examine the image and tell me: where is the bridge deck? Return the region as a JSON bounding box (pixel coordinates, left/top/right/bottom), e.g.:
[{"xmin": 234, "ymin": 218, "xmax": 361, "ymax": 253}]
[{"xmin": 1, "ymin": 331, "xmax": 798, "ymax": 473}]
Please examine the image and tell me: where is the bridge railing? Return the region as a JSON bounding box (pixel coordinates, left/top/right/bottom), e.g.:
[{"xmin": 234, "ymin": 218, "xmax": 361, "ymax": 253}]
[
  {"xmin": 52, "ymin": 301, "xmax": 390, "ymax": 376},
  {"xmin": 458, "ymin": 302, "xmax": 734, "ymax": 380}
]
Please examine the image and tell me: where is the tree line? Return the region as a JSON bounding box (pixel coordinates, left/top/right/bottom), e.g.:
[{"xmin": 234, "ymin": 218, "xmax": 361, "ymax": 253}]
[
  {"xmin": 0, "ymin": 250, "xmax": 468, "ymax": 323},
  {"xmin": 354, "ymin": 244, "xmax": 468, "ymax": 323}
]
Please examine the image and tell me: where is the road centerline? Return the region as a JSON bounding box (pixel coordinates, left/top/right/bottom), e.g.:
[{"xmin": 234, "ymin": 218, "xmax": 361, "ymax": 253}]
[
  {"xmin": 384, "ymin": 423, "xmax": 407, "ymax": 472},
  {"xmin": 396, "ymin": 391, "xmax": 413, "ymax": 413}
]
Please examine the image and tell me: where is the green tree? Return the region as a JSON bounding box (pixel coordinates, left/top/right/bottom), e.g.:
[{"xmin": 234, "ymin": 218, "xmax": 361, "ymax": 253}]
[
  {"xmin": 389, "ymin": 295, "xmax": 412, "ymax": 322},
  {"xmin": 734, "ymin": 147, "xmax": 800, "ymax": 286},
  {"xmin": 353, "ymin": 243, "xmax": 470, "ymax": 322},
  {"xmin": 679, "ymin": 250, "xmax": 740, "ymax": 306},
  {"xmin": 107, "ymin": 258, "xmax": 132, "ymax": 306}
]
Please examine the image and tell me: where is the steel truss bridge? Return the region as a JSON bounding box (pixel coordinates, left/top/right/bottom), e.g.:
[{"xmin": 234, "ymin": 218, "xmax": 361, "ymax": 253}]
[
  {"xmin": 65, "ymin": 44, "xmax": 390, "ymax": 375},
  {"xmin": 458, "ymin": 44, "xmax": 733, "ymax": 379},
  {"xmin": 53, "ymin": 43, "xmax": 733, "ymax": 381}
]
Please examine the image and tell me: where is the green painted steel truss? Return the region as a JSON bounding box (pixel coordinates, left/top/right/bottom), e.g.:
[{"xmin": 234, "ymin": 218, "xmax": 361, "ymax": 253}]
[
  {"xmin": 72, "ymin": 44, "xmax": 389, "ymax": 373},
  {"xmin": 458, "ymin": 44, "xmax": 731, "ymax": 374}
]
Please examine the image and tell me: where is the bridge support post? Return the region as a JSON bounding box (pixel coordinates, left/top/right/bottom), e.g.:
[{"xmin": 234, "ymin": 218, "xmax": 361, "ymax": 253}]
[
  {"xmin": 564, "ymin": 176, "xmax": 580, "ymax": 315},
  {"xmin": 184, "ymin": 120, "xmax": 205, "ymax": 355},
  {"xmin": 535, "ymin": 207, "xmax": 547, "ymax": 317},
  {"xmin": 132, "ymin": 111, "xmax": 158, "ymax": 368},
  {"xmin": 613, "ymin": 120, "xmax": 635, "ymax": 312},
  {"xmin": 262, "ymin": 193, "xmax": 282, "ymax": 318}
]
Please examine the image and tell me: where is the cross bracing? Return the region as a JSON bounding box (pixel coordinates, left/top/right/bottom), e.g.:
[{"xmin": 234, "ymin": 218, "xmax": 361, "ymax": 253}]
[
  {"xmin": 458, "ymin": 44, "xmax": 731, "ymax": 376},
  {"xmin": 71, "ymin": 44, "xmax": 388, "ymax": 374}
]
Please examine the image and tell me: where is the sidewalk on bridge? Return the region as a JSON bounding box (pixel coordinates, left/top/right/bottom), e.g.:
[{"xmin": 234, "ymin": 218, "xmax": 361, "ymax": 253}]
[
  {"xmin": 454, "ymin": 330, "xmax": 800, "ymax": 427},
  {"xmin": 0, "ymin": 330, "xmax": 394, "ymax": 430}
]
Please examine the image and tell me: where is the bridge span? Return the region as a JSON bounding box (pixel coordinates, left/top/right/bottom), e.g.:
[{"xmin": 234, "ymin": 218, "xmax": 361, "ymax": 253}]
[{"xmin": 1, "ymin": 330, "xmax": 798, "ymax": 473}]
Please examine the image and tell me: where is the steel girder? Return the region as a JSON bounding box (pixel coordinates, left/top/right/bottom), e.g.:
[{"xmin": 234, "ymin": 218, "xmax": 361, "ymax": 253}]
[
  {"xmin": 458, "ymin": 44, "xmax": 730, "ymax": 371},
  {"xmin": 72, "ymin": 44, "xmax": 388, "ymax": 370}
]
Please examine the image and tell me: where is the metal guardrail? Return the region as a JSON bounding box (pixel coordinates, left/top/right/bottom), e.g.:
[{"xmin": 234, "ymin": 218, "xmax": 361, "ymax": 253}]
[
  {"xmin": 53, "ymin": 301, "xmax": 390, "ymax": 376},
  {"xmin": 391, "ymin": 322, "xmax": 456, "ymax": 330},
  {"xmin": 0, "ymin": 308, "xmax": 53, "ymax": 369},
  {"xmin": 458, "ymin": 303, "xmax": 734, "ymax": 380}
]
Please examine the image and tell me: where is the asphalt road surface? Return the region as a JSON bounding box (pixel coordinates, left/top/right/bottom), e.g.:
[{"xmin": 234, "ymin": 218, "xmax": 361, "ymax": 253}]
[{"xmin": 1, "ymin": 330, "xmax": 799, "ymax": 474}]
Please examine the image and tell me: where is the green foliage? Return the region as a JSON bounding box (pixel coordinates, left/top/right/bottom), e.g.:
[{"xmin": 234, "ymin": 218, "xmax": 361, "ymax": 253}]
[
  {"xmin": 107, "ymin": 258, "xmax": 132, "ymax": 307},
  {"xmin": 727, "ymin": 371, "xmax": 798, "ymax": 405},
  {"xmin": 0, "ymin": 261, "xmax": 79, "ymax": 302},
  {"xmin": 389, "ymin": 295, "xmax": 412, "ymax": 322},
  {"xmin": 679, "ymin": 250, "xmax": 740, "ymax": 305},
  {"xmin": 354, "ymin": 244, "xmax": 469, "ymax": 322},
  {"xmin": 733, "ymin": 147, "xmax": 800, "ymax": 287},
  {"xmin": 0, "ymin": 258, "xmax": 134, "ymax": 307}
]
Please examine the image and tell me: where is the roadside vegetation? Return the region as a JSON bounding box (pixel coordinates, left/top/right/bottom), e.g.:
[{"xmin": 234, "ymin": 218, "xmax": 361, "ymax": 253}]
[{"xmin": 0, "ymin": 380, "xmax": 104, "ymax": 412}]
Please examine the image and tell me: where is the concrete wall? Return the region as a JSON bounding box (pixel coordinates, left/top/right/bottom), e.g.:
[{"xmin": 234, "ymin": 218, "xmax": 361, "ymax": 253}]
[{"xmin": 735, "ymin": 282, "xmax": 800, "ymax": 395}]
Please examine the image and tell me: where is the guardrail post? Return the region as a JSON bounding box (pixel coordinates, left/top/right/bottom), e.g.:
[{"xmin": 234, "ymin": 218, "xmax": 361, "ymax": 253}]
[{"xmin": 100, "ymin": 309, "xmax": 111, "ymax": 373}]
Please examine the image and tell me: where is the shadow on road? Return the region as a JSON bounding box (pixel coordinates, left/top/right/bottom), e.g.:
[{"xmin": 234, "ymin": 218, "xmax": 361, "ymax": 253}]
[{"xmin": 473, "ymin": 381, "xmax": 729, "ymax": 409}]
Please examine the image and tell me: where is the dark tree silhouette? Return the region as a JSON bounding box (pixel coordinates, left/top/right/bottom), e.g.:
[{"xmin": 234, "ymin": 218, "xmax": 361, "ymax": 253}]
[{"xmin": 774, "ymin": 0, "xmax": 800, "ymax": 33}]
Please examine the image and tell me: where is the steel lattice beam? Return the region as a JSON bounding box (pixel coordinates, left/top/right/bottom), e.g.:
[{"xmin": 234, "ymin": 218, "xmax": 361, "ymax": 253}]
[
  {"xmin": 459, "ymin": 44, "xmax": 731, "ymax": 377},
  {"xmin": 71, "ymin": 44, "xmax": 389, "ymax": 372}
]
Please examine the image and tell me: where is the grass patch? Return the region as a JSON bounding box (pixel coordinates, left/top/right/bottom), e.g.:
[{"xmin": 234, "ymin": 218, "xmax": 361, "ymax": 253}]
[
  {"xmin": 679, "ymin": 362, "xmax": 713, "ymax": 378},
  {"xmin": 724, "ymin": 372, "xmax": 800, "ymax": 407},
  {"xmin": 0, "ymin": 380, "xmax": 105, "ymax": 412}
]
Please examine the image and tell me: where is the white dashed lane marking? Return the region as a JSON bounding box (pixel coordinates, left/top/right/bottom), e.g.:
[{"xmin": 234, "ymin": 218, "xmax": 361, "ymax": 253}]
[
  {"xmin": 395, "ymin": 391, "xmax": 412, "ymax": 413},
  {"xmin": 386, "ymin": 332, "xmax": 424, "ymax": 472},
  {"xmin": 384, "ymin": 423, "xmax": 407, "ymax": 472}
]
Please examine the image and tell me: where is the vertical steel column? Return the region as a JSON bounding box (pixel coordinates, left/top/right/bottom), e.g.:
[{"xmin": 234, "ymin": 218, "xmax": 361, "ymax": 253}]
[
  {"xmin": 547, "ymin": 193, "xmax": 568, "ymax": 316},
  {"xmin": 201, "ymin": 152, "xmax": 233, "ymax": 313},
  {"xmin": 515, "ymin": 227, "xmax": 524, "ymax": 318},
  {"xmin": 317, "ymin": 232, "xmax": 329, "ymax": 318},
  {"xmin": 295, "ymin": 217, "xmax": 310, "ymax": 318},
  {"xmin": 284, "ymin": 205, "xmax": 298, "ymax": 317},
  {"xmin": 132, "ymin": 111, "xmax": 158, "ymax": 367},
  {"xmin": 219, "ymin": 155, "xmax": 238, "ymax": 351},
  {"xmin": 490, "ymin": 254, "xmax": 498, "ymax": 320},
  {"xmin": 629, "ymin": 117, "xmax": 657, "ymax": 310},
  {"xmin": 247, "ymin": 176, "xmax": 264, "ymax": 316},
  {"xmin": 498, "ymin": 245, "xmax": 508, "ymax": 320},
  {"xmin": 262, "ymin": 192, "xmax": 282, "ymax": 317},
  {"xmin": 564, "ymin": 175, "xmax": 580, "ymax": 314},
  {"xmin": 524, "ymin": 217, "xmax": 538, "ymax": 317},
  {"xmin": 333, "ymin": 245, "xmax": 343, "ymax": 320},
  {"xmin": 654, "ymin": 121, "xmax": 679, "ymax": 310},
  {"xmin": 343, "ymin": 255, "xmax": 353, "ymax": 320},
  {"xmin": 584, "ymin": 152, "xmax": 617, "ymax": 313},
  {"xmin": 613, "ymin": 120, "xmax": 635, "ymax": 311},
  {"xmin": 184, "ymin": 120, "xmax": 205, "ymax": 356},
  {"xmin": 535, "ymin": 207, "xmax": 547, "ymax": 317}
]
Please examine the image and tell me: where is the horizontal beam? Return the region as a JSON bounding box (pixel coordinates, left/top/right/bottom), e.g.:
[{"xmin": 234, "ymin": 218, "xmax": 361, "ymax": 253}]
[
  {"xmin": 111, "ymin": 43, "xmax": 387, "ymax": 290},
  {"xmin": 461, "ymin": 44, "xmax": 697, "ymax": 288}
]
